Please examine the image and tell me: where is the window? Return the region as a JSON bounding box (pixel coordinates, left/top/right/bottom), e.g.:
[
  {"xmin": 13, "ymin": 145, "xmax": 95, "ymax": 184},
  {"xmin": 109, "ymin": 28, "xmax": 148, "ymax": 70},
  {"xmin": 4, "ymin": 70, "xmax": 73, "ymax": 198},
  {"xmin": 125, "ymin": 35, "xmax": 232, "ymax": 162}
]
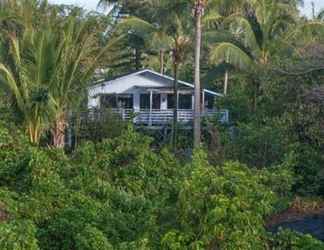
[
  {"xmin": 179, "ymin": 94, "xmax": 192, "ymax": 109},
  {"xmin": 140, "ymin": 93, "xmax": 161, "ymax": 109},
  {"xmin": 205, "ymin": 95, "xmax": 214, "ymax": 109},
  {"xmin": 167, "ymin": 94, "xmax": 175, "ymax": 109},
  {"xmin": 152, "ymin": 94, "xmax": 161, "ymax": 109},
  {"xmin": 100, "ymin": 94, "xmax": 133, "ymax": 109},
  {"xmin": 167, "ymin": 94, "xmax": 192, "ymax": 109},
  {"xmin": 140, "ymin": 94, "xmax": 150, "ymax": 109},
  {"xmin": 117, "ymin": 94, "xmax": 133, "ymax": 109},
  {"xmin": 100, "ymin": 94, "xmax": 117, "ymax": 108}
]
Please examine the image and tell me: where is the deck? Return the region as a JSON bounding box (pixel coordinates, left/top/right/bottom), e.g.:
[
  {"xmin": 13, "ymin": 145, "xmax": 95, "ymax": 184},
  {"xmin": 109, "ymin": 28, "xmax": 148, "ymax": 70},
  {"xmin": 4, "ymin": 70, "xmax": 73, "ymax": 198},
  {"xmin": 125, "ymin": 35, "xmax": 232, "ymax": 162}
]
[{"xmin": 88, "ymin": 108, "xmax": 229, "ymax": 127}]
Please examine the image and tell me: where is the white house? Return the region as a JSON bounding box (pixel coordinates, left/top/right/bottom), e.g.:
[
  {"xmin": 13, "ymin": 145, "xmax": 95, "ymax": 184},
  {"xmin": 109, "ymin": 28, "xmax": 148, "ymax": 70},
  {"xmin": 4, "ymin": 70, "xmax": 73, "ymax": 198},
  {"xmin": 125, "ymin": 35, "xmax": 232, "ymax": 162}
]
[{"xmin": 88, "ymin": 69, "xmax": 228, "ymax": 126}]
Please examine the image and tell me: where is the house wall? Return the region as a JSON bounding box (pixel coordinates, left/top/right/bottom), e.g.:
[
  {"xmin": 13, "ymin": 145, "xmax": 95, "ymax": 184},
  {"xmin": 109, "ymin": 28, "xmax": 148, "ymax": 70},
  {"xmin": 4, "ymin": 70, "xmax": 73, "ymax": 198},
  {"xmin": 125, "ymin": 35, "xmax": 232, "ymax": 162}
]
[
  {"xmin": 161, "ymin": 94, "xmax": 168, "ymax": 110},
  {"xmin": 88, "ymin": 71, "xmax": 220, "ymax": 110},
  {"xmin": 133, "ymin": 93, "xmax": 140, "ymax": 112},
  {"xmin": 88, "ymin": 96, "xmax": 100, "ymax": 109},
  {"xmin": 88, "ymin": 75, "xmax": 173, "ymax": 109}
]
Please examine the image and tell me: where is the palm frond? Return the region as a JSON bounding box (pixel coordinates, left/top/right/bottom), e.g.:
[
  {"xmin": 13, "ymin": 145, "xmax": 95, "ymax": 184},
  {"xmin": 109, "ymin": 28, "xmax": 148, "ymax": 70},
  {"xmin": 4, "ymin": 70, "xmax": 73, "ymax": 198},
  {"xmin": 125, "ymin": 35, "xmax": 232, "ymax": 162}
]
[{"xmin": 210, "ymin": 42, "xmax": 255, "ymax": 71}]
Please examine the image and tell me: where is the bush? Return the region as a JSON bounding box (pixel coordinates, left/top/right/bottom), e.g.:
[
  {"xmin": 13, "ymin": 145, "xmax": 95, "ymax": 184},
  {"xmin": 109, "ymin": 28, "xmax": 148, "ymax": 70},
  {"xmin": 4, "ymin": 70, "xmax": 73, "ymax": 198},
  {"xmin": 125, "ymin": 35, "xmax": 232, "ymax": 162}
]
[
  {"xmin": 0, "ymin": 123, "xmax": 318, "ymax": 249},
  {"xmin": 162, "ymin": 151, "xmax": 278, "ymax": 249},
  {"xmin": 0, "ymin": 220, "xmax": 39, "ymax": 250},
  {"xmin": 222, "ymin": 118, "xmax": 289, "ymax": 168},
  {"xmin": 75, "ymin": 225, "xmax": 113, "ymax": 250},
  {"xmin": 75, "ymin": 108, "xmax": 128, "ymax": 144},
  {"xmin": 0, "ymin": 123, "xmax": 31, "ymax": 191},
  {"xmin": 290, "ymin": 144, "xmax": 324, "ymax": 196},
  {"xmin": 270, "ymin": 229, "xmax": 324, "ymax": 250}
]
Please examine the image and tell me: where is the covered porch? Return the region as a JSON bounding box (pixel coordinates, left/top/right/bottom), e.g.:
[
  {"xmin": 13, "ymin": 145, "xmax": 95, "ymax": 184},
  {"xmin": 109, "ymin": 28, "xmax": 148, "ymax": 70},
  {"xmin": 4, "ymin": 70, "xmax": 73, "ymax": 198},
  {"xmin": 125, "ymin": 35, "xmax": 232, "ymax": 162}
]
[
  {"xmin": 96, "ymin": 86, "xmax": 227, "ymax": 126},
  {"xmin": 114, "ymin": 108, "xmax": 229, "ymax": 126}
]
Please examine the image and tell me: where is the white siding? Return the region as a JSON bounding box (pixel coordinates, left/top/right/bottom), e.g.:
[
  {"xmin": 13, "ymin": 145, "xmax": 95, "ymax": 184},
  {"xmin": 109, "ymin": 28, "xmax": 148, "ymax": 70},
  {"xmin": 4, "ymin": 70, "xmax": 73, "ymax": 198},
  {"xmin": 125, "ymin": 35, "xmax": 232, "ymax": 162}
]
[
  {"xmin": 89, "ymin": 75, "xmax": 171, "ymax": 97},
  {"xmin": 161, "ymin": 93, "xmax": 168, "ymax": 110},
  {"xmin": 88, "ymin": 96, "xmax": 100, "ymax": 109},
  {"xmin": 133, "ymin": 93, "xmax": 140, "ymax": 112},
  {"xmin": 88, "ymin": 70, "xmax": 222, "ymax": 109}
]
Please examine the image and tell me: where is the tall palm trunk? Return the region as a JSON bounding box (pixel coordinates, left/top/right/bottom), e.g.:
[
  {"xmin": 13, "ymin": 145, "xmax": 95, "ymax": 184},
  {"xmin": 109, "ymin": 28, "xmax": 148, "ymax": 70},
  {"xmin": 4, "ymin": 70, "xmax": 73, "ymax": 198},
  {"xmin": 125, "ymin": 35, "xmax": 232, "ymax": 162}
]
[
  {"xmin": 135, "ymin": 48, "xmax": 141, "ymax": 70},
  {"xmin": 224, "ymin": 70, "xmax": 229, "ymax": 95},
  {"xmin": 52, "ymin": 112, "xmax": 67, "ymax": 148},
  {"xmin": 172, "ymin": 61, "xmax": 179, "ymax": 150},
  {"xmin": 159, "ymin": 49, "xmax": 164, "ymax": 74},
  {"xmin": 193, "ymin": 0, "xmax": 203, "ymax": 148}
]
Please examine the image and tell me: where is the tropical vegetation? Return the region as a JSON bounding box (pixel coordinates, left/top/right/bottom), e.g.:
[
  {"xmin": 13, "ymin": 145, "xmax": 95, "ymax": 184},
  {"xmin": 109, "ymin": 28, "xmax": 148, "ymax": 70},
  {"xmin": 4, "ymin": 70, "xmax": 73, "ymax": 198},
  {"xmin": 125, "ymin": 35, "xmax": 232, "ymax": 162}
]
[{"xmin": 0, "ymin": 0, "xmax": 324, "ymax": 249}]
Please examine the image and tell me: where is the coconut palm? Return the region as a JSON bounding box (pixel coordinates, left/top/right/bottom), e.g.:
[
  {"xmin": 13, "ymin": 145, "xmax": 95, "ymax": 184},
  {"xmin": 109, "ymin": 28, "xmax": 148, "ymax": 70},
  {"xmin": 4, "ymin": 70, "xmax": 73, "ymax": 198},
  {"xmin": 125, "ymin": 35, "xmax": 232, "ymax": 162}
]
[
  {"xmin": 193, "ymin": 0, "xmax": 205, "ymax": 148},
  {"xmin": 209, "ymin": 0, "xmax": 297, "ymax": 109},
  {"xmin": 148, "ymin": 1, "xmax": 192, "ymax": 149},
  {"xmin": 192, "ymin": 0, "xmax": 247, "ymax": 147},
  {"xmin": 211, "ymin": 0, "xmax": 296, "ymax": 68},
  {"xmin": 101, "ymin": 0, "xmax": 192, "ymax": 149}
]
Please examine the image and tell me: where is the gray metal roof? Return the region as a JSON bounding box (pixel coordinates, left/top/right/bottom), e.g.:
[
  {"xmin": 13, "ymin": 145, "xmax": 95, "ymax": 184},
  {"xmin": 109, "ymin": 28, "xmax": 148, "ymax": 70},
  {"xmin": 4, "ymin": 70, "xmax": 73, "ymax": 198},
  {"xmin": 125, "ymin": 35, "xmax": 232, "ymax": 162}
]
[{"xmin": 90, "ymin": 69, "xmax": 223, "ymax": 97}]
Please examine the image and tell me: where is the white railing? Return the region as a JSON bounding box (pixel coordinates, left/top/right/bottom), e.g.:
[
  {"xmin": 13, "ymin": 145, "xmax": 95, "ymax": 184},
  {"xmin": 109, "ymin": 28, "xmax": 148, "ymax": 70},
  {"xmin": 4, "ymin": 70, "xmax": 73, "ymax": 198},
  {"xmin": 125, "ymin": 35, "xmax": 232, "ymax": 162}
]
[{"xmin": 109, "ymin": 109, "xmax": 229, "ymax": 126}]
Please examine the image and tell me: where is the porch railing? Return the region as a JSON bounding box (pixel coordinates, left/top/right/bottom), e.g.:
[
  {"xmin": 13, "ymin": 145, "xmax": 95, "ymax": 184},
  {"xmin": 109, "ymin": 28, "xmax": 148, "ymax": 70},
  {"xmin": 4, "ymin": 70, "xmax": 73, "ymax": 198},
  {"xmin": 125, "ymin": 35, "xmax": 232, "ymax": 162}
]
[{"xmin": 108, "ymin": 108, "xmax": 229, "ymax": 126}]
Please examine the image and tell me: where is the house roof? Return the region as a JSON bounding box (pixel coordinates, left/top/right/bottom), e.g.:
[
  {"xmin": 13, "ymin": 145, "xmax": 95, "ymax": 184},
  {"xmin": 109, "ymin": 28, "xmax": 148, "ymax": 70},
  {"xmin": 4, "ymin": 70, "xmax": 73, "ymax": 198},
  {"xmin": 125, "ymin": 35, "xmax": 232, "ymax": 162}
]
[{"xmin": 90, "ymin": 69, "xmax": 223, "ymax": 97}]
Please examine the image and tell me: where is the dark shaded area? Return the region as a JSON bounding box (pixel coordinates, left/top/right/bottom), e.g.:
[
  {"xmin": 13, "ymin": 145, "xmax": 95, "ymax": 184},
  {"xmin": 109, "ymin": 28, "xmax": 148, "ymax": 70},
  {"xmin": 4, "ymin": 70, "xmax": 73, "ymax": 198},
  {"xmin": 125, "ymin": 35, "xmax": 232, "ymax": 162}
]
[{"xmin": 270, "ymin": 216, "xmax": 324, "ymax": 241}]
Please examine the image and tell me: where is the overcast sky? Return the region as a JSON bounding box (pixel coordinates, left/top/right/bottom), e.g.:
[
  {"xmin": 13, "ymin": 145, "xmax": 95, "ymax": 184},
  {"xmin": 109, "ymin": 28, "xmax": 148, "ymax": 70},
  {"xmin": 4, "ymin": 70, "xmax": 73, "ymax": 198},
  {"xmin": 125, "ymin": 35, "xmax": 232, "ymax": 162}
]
[
  {"xmin": 49, "ymin": 0, "xmax": 100, "ymax": 10},
  {"xmin": 50, "ymin": 0, "xmax": 324, "ymax": 17}
]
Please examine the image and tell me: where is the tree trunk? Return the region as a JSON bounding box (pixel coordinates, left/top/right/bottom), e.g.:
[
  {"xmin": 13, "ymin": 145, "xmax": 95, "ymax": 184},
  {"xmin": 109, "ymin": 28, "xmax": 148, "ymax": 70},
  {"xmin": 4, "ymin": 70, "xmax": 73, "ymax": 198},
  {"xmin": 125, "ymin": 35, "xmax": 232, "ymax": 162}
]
[
  {"xmin": 159, "ymin": 49, "xmax": 164, "ymax": 74},
  {"xmin": 135, "ymin": 48, "xmax": 141, "ymax": 70},
  {"xmin": 224, "ymin": 70, "xmax": 229, "ymax": 96},
  {"xmin": 193, "ymin": 1, "xmax": 203, "ymax": 149},
  {"xmin": 52, "ymin": 112, "xmax": 67, "ymax": 149},
  {"xmin": 28, "ymin": 122, "xmax": 41, "ymax": 145},
  {"xmin": 172, "ymin": 62, "xmax": 178, "ymax": 151}
]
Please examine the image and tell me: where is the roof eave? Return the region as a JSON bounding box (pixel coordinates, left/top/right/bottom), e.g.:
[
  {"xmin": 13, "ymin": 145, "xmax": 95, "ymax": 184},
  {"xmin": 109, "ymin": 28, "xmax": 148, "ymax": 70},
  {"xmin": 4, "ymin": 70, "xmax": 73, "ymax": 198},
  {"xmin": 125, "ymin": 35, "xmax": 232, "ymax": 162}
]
[{"xmin": 89, "ymin": 69, "xmax": 224, "ymax": 97}]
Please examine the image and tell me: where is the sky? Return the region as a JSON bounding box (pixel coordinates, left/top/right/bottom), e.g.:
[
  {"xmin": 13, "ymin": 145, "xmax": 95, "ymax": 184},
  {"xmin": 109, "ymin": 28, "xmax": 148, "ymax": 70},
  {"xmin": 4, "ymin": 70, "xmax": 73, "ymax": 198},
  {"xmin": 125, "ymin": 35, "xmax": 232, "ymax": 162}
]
[
  {"xmin": 50, "ymin": 0, "xmax": 324, "ymax": 17},
  {"xmin": 49, "ymin": 0, "xmax": 100, "ymax": 11},
  {"xmin": 301, "ymin": 0, "xmax": 324, "ymax": 17}
]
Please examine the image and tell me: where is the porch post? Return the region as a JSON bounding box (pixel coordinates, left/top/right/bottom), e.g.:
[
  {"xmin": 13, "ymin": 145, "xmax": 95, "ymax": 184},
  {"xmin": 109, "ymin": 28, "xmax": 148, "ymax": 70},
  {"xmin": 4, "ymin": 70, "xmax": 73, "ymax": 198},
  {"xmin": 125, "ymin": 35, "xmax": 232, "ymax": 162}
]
[
  {"xmin": 149, "ymin": 90, "xmax": 153, "ymax": 126},
  {"xmin": 192, "ymin": 94, "xmax": 195, "ymax": 110},
  {"xmin": 176, "ymin": 91, "xmax": 179, "ymax": 122},
  {"xmin": 202, "ymin": 90, "xmax": 205, "ymax": 113}
]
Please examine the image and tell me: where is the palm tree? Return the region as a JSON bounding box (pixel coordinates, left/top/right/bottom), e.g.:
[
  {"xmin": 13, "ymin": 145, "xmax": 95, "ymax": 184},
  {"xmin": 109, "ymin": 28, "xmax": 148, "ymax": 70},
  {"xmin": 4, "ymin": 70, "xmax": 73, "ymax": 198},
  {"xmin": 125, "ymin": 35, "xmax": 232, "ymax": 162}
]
[
  {"xmin": 193, "ymin": 0, "xmax": 206, "ymax": 148},
  {"xmin": 0, "ymin": 0, "xmax": 56, "ymax": 144},
  {"xmin": 100, "ymin": 0, "xmax": 192, "ymax": 149},
  {"xmin": 193, "ymin": 0, "xmax": 247, "ymax": 147},
  {"xmin": 0, "ymin": 29, "xmax": 54, "ymax": 144},
  {"xmin": 169, "ymin": 18, "xmax": 191, "ymax": 149},
  {"xmin": 48, "ymin": 11, "xmax": 120, "ymax": 148},
  {"xmin": 152, "ymin": 1, "xmax": 192, "ymax": 149},
  {"xmin": 209, "ymin": 0, "xmax": 296, "ymax": 109},
  {"xmin": 0, "ymin": 2, "xmax": 118, "ymax": 147}
]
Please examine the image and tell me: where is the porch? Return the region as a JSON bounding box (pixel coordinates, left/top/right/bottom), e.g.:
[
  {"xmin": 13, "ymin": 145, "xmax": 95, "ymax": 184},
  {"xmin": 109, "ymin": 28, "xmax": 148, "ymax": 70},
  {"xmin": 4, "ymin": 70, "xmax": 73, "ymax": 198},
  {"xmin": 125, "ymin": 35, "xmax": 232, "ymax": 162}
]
[
  {"xmin": 106, "ymin": 108, "xmax": 229, "ymax": 126},
  {"xmin": 90, "ymin": 84, "xmax": 227, "ymax": 127}
]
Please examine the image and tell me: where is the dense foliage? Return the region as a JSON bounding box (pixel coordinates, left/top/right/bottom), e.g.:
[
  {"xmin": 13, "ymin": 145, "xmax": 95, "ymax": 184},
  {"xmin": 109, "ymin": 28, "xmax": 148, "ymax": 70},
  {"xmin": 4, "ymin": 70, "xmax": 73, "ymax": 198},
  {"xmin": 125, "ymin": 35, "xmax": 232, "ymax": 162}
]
[
  {"xmin": 0, "ymin": 0, "xmax": 324, "ymax": 249},
  {"xmin": 1, "ymin": 122, "xmax": 322, "ymax": 249}
]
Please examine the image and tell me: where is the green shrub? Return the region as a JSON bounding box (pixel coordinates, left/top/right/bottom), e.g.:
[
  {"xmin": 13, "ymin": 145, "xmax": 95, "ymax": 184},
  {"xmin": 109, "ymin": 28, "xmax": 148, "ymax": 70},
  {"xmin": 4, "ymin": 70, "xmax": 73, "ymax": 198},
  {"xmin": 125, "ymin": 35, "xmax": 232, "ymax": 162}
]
[
  {"xmin": 270, "ymin": 229, "xmax": 324, "ymax": 250},
  {"xmin": 75, "ymin": 108, "xmax": 128, "ymax": 144},
  {"xmin": 290, "ymin": 144, "xmax": 324, "ymax": 196},
  {"xmin": 223, "ymin": 118, "xmax": 289, "ymax": 168},
  {"xmin": 0, "ymin": 124, "xmax": 31, "ymax": 191},
  {"xmin": 163, "ymin": 151, "xmax": 278, "ymax": 249},
  {"xmin": 0, "ymin": 122, "xmax": 315, "ymax": 250},
  {"xmin": 36, "ymin": 192, "xmax": 103, "ymax": 250},
  {"xmin": 0, "ymin": 220, "xmax": 39, "ymax": 250},
  {"xmin": 75, "ymin": 225, "xmax": 113, "ymax": 250}
]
